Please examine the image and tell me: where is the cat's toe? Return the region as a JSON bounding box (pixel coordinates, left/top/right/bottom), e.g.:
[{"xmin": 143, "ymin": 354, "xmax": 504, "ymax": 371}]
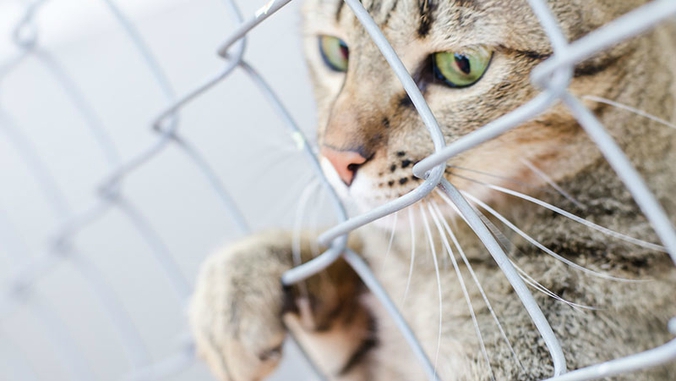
[{"xmin": 189, "ymin": 238, "xmax": 292, "ymax": 381}]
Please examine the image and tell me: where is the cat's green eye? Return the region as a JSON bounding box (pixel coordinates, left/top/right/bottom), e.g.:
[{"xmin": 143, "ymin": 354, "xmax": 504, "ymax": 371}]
[
  {"xmin": 319, "ymin": 35, "xmax": 349, "ymax": 72},
  {"xmin": 433, "ymin": 46, "xmax": 493, "ymax": 88}
]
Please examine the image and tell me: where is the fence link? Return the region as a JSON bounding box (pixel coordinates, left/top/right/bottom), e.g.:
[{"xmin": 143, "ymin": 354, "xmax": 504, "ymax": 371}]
[{"xmin": 1, "ymin": 0, "xmax": 675, "ymax": 380}]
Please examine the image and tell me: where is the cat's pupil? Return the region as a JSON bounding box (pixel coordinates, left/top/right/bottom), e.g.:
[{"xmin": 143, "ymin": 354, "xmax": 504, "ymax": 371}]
[
  {"xmin": 340, "ymin": 42, "xmax": 349, "ymax": 60},
  {"xmin": 454, "ymin": 53, "xmax": 471, "ymax": 75}
]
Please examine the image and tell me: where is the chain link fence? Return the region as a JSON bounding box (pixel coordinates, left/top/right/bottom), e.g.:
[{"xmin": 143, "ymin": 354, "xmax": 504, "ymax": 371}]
[{"xmin": 1, "ymin": 0, "xmax": 675, "ymax": 380}]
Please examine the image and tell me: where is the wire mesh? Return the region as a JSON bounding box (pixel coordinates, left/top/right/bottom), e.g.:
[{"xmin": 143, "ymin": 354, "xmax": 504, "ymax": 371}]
[{"xmin": 1, "ymin": 0, "xmax": 675, "ymax": 380}]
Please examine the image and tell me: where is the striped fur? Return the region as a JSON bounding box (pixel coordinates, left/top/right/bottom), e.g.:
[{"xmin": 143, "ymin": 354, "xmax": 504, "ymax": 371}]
[{"xmin": 190, "ymin": 1, "xmax": 676, "ymax": 380}]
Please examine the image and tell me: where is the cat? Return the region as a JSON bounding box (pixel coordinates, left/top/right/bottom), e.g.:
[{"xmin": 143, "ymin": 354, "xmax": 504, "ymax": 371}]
[{"xmin": 189, "ymin": 0, "xmax": 676, "ymax": 380}]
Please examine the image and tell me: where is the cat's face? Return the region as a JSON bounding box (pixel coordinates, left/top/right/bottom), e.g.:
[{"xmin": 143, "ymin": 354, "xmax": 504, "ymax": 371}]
[{"xmin": 303, "ymin": 0, "xmax": 642, "ymax": 221}]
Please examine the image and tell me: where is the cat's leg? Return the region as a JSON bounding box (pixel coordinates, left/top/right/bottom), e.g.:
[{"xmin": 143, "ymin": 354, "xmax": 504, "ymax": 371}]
[{"xmin": 188, "ymin": 230, "xmax": 375, "ymax": 381}]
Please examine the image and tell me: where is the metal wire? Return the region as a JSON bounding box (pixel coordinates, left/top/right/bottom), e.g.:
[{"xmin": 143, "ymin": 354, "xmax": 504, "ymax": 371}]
[{"xmin": 0, "ymin": 0, "xmax": 675, "ymax": 380}]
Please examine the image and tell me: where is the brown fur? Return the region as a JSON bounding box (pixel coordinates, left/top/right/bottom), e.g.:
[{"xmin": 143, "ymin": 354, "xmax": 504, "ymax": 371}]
[{"xmin": 190, "ymin": 1, "xmax": 676, "ymax": 380}]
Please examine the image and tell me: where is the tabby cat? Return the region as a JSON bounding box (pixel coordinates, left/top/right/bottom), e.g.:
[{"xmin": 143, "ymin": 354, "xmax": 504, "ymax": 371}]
[{"xmin": 189, "ymin": 0, "xmax": 676, "ymax": 379}]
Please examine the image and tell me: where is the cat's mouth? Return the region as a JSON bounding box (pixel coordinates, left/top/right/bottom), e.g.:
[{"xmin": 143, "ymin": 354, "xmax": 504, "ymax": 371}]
[
  {"xmin": 320, "ymin": 155, "xmax": 421, "ymax": 201},
  {"xmin": 320, "ymin": 155, "xmax": 474, "ymax": 225},
  {"xmin": 319, "ymin": 157, "xmax": 393, "ymax": 218},
  {"xmin": 320, "ymin": 154, "xmax": 515, "ymax": 231}
]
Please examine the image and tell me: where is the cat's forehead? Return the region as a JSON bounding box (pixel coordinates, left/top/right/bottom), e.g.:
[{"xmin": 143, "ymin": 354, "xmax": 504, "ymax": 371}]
[
  {"xmin": 303, "ymin": 0, "xmax": 636, "ymax": 56},
  {"xmin": 306, "ymin": 0, "xmax": 489, "ymax": 32},
  {"xmin": 304, "ymin": 0, "xmax": 545, "ymax": 52}
]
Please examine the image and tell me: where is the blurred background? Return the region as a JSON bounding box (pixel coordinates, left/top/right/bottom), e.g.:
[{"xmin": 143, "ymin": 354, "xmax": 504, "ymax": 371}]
[{"xmin": 0, "ymin": 0, "xmax": 330, "ymax": 379}]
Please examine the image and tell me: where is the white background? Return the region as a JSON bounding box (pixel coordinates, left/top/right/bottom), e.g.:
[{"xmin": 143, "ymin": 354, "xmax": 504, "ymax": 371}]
[{"xmin": 0, "ymin": 0, "xmax": 331, "ymax": 379}]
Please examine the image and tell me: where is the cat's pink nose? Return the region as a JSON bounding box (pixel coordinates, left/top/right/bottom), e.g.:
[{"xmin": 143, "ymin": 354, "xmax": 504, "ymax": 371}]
[{"xmin": 321, "ymin": 147, "xmax": 367, "ymax": 186}]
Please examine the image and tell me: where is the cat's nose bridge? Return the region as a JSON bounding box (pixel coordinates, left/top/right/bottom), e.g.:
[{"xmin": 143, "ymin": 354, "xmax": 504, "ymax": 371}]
[
  {"xmin": 321, "ymin": 85, "xmax": 388, "ymax": 152},
  {"xmin": 320, "ymin": 86, "xmax": 391, "ymax": 186}
]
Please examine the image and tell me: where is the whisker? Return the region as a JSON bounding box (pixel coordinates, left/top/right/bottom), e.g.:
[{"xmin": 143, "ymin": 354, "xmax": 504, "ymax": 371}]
[
  {"xmin": 449, "ymin": 165, "xmax": 537, "ymax": 190},
  {"xmin": 435, "ymin": 189, "xmax": 601, "ymax": 311},
  {"xmin": 314, "ymin": 195, "xmax": 326, "ymax": 258},
  {"xmin": 264, "ymin": 171, "xmax": 317, "ymax": 222},
  {"xmin": 520, "ymin": 158, "xmax": 585, "ymax": 209},
  {"xmin": 419, "ymin": 204, "xmax": 443, "ymax": 379},
  {"xmin": 292, "ymin": 178, "xmax": 320, "ymax": 263},
  {"xmin": 305, "ymin": 180, "xmax": 325, "ymax": 259},
  {"xmin": 429, "ymin": 201, "xmax": 524, "ymax": 374},
  {"xmin": 435, "ymin": 188, "xmax": 509, "ymax": 246},
  {"xmin": 583, "ymin": 95, "xmax": 676, "ymax": 130},
  {"xmin": 462, "ymin": 191, "xmax": 639, "ymax": 282},
  {"xmin": 292, "ymin": 178, "xmax": 320, "ymax": 301},
  {"xmin": 449, "ymin": 166, "xmax": 587, "ymax": 211},
  {"xmin": 454, "ymin": 175, "xmax": 666, "ymax": 252},
  {"xmin": 308, "ymin": 188, "xmax": 337, "ymax": 293},
  {"xmin": 510, "ymin": 261, "xmax": 598, "ymax": 312},
  {"xmin": 402, "ymin": 209, "xmax": 416, "ymax": 304},
  {"xmin": 434, "ymin": 188, "xmax": 507, "ymax": 251},
  {"xmin": 427, "ymin": 203, "xmax": 496, "ymax": 381},
  {"xmin": 380, "ymin": 212, "xmax": 399, "ymax": 271}
]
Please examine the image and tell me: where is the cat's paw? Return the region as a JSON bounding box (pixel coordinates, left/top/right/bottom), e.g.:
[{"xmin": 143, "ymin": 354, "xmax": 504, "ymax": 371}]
[{"xmin": 189, "ymin": 231, "xmax": 294, "ymax": 381}]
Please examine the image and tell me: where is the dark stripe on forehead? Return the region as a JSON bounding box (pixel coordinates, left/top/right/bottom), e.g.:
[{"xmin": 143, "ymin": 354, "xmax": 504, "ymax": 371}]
[
  {"xmin": 335, "ymin": 0, "xmax": 345, "ymax": 21},
  {"xmin": 380, "ymin": 0, "xmax": 400, "ymax": 29},
  {"xmin": 454, "ymin": 0, "xmax": 480, "ymax": 9},
  {"xmin": 366, "ymin": 0, "xmax": 384, "ymax": 14},
  {"xmin": 418, "ymin": 0, "xmax": 436, "ymax": 37}
]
